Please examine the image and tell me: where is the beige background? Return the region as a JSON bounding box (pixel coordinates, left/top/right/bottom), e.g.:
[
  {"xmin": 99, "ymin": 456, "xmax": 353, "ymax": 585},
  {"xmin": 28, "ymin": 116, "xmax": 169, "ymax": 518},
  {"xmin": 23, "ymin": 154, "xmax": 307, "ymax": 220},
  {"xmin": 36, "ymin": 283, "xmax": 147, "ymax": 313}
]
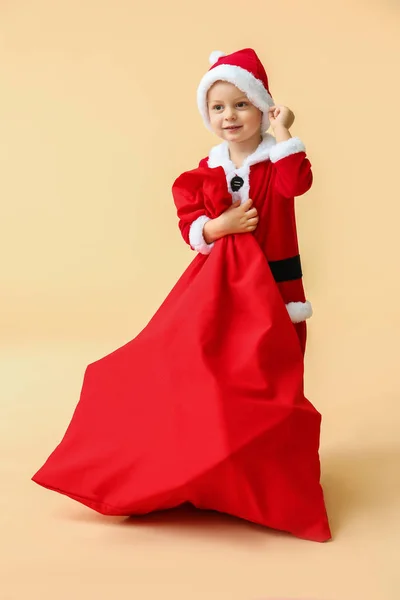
[{"xmin": 1, "ymin": 0, "xmax": 399, "ymax": 598}]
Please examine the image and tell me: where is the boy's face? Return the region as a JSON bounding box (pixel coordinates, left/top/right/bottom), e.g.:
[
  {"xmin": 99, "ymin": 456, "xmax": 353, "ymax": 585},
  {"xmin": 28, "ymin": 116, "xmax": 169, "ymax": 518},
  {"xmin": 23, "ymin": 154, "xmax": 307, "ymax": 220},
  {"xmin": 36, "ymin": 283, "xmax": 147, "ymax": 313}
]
[{"xmin": 207, "ymin": 81, "xmax": 262, "ymax": 143}]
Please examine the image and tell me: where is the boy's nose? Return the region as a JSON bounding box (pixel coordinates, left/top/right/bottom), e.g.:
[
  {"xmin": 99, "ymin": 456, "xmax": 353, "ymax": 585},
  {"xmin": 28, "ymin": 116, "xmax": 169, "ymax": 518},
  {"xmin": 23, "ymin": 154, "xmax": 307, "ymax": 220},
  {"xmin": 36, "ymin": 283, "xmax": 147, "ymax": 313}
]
[{"xmin": 225, "ymin": 109, "xmax": 237, "ymax": 120}]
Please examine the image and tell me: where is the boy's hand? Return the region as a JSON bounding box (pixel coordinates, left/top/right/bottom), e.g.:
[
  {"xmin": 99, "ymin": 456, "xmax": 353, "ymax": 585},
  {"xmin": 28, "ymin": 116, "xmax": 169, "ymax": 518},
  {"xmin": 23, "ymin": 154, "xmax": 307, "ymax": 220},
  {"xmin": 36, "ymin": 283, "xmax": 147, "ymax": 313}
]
[
  {"xmin": 268, "ymin": 105, "xmax": 295, "ymax": 130},
  {"xmin": 203, "ymin": 199, "xmax": 259, "ymax": 243},
  {"xmin": 219, "ymin": 198, "xmax": 259, "ymax": 235}
]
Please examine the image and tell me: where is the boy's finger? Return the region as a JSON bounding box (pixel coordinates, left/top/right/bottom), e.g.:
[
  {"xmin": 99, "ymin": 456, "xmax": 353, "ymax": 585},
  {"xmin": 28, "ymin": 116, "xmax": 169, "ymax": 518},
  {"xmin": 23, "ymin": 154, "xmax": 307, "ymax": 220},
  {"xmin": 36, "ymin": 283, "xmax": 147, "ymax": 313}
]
[
  {"xmin": 246, "ymin": 207, "xmax": 258, "ymax": 217},
  {"xmin": 243, "ymin": 198, "xmax": 253, "ymax": 209},
  {"xmin": 228, "ymin": 200, "xmax": 241, "ymax": 211}
]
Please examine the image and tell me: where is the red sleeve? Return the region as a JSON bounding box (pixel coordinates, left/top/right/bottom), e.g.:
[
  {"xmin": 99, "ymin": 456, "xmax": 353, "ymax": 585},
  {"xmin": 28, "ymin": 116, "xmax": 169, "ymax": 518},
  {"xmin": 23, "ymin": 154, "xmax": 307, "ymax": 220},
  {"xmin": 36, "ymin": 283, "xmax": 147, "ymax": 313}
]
[
  {"xmin": 198, "ymin": 157, "xmax": 209, "ymax": 168},
  {"xmin": 272, "ymin": 152, "xmax": 313, "ymax": 199},
  {"xmin": 171, "ymin": 168, "xmax": 208, "ymax": 247}
]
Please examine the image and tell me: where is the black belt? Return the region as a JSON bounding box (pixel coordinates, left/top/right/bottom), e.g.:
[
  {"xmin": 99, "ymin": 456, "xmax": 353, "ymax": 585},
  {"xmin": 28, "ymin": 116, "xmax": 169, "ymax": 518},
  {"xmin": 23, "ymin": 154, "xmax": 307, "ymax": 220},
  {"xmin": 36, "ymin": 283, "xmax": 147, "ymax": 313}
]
[{"xmin": 268, "ymin": 255, "xmax": 302, "ymax": 282}]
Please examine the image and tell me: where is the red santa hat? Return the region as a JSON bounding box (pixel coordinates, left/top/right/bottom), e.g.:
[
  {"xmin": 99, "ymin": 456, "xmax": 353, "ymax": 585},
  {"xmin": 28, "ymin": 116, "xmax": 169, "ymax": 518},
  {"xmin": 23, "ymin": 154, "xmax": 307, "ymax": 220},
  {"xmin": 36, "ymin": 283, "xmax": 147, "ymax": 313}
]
[{"xmin": 197, "ymin": 48, "xmax": 275, "ymax": 133}]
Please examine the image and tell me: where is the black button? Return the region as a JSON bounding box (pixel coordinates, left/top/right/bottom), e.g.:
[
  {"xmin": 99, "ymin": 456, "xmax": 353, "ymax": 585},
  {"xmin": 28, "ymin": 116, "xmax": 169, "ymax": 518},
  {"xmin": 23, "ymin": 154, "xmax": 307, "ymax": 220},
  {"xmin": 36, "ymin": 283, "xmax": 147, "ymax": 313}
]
[{"xmin": 230, "ymin": 175, "xmax": 244, "ymax": 192}]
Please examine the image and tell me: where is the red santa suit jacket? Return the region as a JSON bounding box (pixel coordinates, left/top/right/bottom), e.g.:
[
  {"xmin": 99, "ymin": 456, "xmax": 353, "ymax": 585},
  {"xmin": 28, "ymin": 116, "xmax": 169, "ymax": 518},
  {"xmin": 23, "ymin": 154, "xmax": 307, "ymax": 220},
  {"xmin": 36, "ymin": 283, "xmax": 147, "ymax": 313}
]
[{"xmin": 177, "ymin": 133, "xmax": 313, "ymax": 353}]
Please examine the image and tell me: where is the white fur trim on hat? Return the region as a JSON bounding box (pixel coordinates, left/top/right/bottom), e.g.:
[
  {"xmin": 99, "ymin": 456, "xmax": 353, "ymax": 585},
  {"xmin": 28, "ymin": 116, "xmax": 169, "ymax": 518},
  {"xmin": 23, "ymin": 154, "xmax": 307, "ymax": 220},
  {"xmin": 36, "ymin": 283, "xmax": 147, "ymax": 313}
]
[
  {"xmin": 189, "ymin": 215, "xmax": 214, "ymax": 255},
  {"xmin": 209, "ymin": 51, "xmax": 226, "ymax": 65},
  {"xmin": 197, "ymin": 64, "xmax": 275, "ymax": 133}
]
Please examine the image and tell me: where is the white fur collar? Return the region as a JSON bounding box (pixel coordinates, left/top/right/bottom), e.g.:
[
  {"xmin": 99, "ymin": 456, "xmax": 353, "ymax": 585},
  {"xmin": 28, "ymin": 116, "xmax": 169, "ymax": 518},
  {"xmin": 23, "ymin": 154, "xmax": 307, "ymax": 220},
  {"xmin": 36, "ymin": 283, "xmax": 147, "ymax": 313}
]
[{"xmin": 208, "ymin": 132, "xmax": 277, "ymax": 171}]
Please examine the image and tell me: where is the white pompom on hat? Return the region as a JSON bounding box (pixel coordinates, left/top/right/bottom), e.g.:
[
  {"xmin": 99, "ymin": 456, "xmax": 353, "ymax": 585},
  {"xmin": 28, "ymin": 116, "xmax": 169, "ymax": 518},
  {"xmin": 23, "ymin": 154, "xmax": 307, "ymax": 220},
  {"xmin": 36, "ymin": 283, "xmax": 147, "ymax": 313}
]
[{"xmin": 197, "ymin": 48, "xmax": 275, "ymax": 132}]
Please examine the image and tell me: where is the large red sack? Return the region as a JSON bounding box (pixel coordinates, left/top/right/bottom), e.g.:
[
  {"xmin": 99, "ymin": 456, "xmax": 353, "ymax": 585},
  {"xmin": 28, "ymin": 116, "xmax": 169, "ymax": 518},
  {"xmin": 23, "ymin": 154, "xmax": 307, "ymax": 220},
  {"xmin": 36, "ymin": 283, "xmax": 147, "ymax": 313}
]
[{"xmin": 32, "ymin": 166, "xmax": 331, "ymax": 542}]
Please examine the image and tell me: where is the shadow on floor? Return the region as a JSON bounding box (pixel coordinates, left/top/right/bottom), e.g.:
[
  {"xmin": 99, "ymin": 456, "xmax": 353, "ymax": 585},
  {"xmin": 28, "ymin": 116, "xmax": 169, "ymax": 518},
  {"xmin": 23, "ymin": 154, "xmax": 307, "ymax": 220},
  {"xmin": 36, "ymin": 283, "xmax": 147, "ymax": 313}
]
[{"xmin": 57, "ymin": 445, "xmax": 400, "ymax": 545}]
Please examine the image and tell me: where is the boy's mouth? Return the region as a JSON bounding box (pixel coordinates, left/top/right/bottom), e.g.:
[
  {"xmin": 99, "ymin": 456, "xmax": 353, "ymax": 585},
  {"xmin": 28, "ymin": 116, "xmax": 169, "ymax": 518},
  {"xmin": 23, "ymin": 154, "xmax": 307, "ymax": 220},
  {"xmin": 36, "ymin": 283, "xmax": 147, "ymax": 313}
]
[{"xmin": 224, "ymin": 126, "xmax": 242, "ymax": 130}]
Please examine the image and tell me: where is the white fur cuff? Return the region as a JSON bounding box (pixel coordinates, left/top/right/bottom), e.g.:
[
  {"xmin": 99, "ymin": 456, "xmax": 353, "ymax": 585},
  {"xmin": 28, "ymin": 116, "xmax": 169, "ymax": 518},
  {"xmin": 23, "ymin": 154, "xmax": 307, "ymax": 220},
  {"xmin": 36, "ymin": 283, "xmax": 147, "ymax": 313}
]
[
  {"xmin": 189, "ymin": 215, "xmax": 214, "ymax": 255},
  {"xmin": 286, "ymin": 300, "xmax": 313, "ymax": 323},
  {"xmin": 269, "ymin": 137, "xmax": 306, "ymax": 163}
]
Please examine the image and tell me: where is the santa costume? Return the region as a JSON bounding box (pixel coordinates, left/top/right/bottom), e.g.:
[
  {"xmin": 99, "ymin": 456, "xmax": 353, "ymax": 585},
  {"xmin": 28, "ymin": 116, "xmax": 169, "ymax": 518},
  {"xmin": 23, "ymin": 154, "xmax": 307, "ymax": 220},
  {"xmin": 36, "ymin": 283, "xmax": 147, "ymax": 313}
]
[{"xmin": 32, "ymin": 48, "xmax": 332, "ymax": 543}]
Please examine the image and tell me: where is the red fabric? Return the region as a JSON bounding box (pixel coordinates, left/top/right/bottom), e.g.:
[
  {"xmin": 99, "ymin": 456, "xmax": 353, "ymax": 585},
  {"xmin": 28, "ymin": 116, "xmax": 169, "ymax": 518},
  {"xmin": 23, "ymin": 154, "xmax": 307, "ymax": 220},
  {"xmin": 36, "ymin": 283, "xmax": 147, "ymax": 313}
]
[
  {"xmin": 32, "ymin": 165, "xmax": 331, "ymax": 542},
  {"xmin": 209, "ymin": 48, "xmax": 272, "ymax": 97},
  {"xmin": 196, "ymin": 152, "xmax": 312, "ymax": 277},
  {"xmin": 196, "ymin": 153, "xmax": 313, "ymax": 355}
]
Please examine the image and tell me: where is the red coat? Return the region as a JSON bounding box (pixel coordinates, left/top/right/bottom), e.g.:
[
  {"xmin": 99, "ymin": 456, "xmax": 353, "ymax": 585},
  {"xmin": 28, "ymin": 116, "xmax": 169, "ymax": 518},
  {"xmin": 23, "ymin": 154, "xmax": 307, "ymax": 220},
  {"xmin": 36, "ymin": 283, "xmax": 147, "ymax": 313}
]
[
  {"xmin": 31, "ymin": 136, "xmax": 331, "ymax": 542},
  {"xmin": 178, "ymin": 134, "xmax": 314, "ymax": 354}
]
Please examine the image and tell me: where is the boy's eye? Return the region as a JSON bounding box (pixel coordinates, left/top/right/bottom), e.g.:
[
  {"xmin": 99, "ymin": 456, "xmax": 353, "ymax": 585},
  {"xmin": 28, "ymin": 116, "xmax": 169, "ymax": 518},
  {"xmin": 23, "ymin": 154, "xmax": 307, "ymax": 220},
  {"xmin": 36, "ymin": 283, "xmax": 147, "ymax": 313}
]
[{"xmin": 212, "ymin": 101, "xmax": 248, "ymax": 111}]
